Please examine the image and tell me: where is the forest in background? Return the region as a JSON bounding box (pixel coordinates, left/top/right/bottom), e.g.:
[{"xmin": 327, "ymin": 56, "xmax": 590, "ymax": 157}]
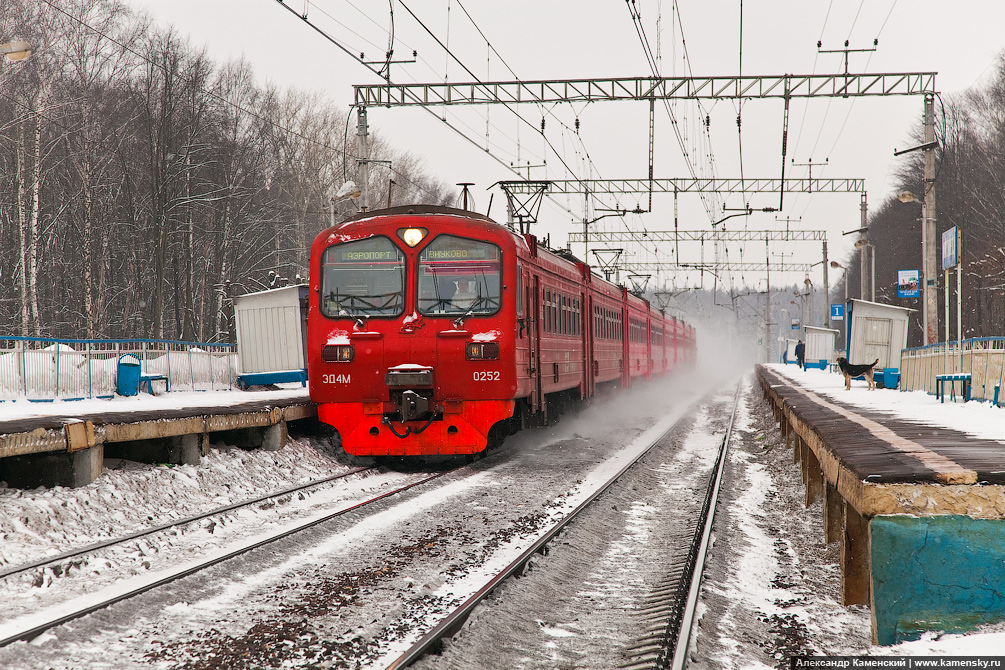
[
  {"xmin": 835, "ymin": 54, "xmax": 1005, "ymax": 346},
  {"xmin": 4, "ymin": 1, "xmax": 1005, "ymax": 348},
  {"xmin": 0, "ymin": 0, "xmax": 450, "ymax": 343}
]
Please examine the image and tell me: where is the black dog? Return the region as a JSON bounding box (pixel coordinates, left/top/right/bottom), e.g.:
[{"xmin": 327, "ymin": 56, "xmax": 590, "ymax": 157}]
[{"xmin": 835, "ymin": 357, "xmax": 880, "ymax": 391}]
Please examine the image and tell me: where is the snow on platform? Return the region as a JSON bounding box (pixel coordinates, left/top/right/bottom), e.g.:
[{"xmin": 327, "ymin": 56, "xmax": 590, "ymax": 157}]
[{"xmin": 758, "ymin": 363, "xmax": 1005, "ymax": 646}]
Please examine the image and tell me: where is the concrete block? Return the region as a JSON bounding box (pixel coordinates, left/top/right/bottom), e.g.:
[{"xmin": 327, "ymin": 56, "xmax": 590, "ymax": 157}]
[
  {"xmin": 0, "ymin": 443, "xmax": 104, "ymax": 489},
  {"xmin": 871, "ymin": 515, "xmax": 1005, "ymax": 645},
  {"xmin": 262, "ymin": 421, "xmax": 287, "ymax": 452},
  {"xmin": 179, "ymin": 434, "xmax": 204, "ymax": 465},
  {"xmin": 105, "ymin": 435, "xmax": 200, "ymax": 466}
]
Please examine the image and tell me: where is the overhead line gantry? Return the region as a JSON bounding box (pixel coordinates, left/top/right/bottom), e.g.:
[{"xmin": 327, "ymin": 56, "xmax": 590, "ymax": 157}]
[
  {"xmin": 499, "ymin": 177, "xmax": 864, "ymax": 196},
  {"xmin": 354, "ymin": 72, "xmax": 937, "ymax": 106}
]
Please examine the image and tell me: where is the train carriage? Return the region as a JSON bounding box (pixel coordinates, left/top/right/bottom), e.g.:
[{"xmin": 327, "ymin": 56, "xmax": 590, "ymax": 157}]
[{"xmin": 307, "ymin": 204, "xmax": 696, "ymax": 457}]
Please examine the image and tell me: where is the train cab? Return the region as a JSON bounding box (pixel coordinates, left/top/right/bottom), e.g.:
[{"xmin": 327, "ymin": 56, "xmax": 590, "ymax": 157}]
[{"xmin": 308, "ymin": 205, "xmax": 522, "ymax": 456}]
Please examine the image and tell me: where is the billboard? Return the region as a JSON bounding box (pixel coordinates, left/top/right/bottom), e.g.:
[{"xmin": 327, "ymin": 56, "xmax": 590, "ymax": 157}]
[
  {"xmin": 942, "ymin": 227, "xmax": 958, "ymax": 270},
  {"xmin": 898, "ymin": 269, "xmax": 921, "ymax": 298}
]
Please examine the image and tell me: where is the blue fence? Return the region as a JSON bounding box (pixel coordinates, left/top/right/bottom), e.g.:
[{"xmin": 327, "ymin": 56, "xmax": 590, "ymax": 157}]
[
  {"xmin": 0, "ymin": 337, "xmax": 238, "ymax": 402},
  {"xmin": 900, "ymin": 337, "xmax": 1005, "ymax": 404}
]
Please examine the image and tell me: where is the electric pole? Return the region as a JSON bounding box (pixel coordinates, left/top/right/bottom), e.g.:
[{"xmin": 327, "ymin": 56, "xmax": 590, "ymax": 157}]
[{"xmin": 923, "ymin": 93, "xmax": 938, "ymax": 344}]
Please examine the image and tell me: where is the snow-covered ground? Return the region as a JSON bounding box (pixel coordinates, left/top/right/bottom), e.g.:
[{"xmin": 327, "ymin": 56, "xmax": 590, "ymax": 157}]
[
  {"xmin": 690, "ymin": 364, "xmax": 1005, "ymax": 666},
  {"xmin": 0, "ymin": 386, "xmax": 310, "ymax": 424},
  {"xmin": 3, "ymin": 364, "xmax": 1005, "ymax": 665}
]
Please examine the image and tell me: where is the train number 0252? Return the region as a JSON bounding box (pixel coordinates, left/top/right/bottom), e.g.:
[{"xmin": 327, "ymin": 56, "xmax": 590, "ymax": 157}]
[{"xmin": 472, "ymin": 371, "xmax": 500, "ymax": 381}]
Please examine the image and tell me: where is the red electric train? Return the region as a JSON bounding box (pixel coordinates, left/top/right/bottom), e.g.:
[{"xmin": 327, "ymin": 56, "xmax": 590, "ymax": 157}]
[{"xmin": 307, "ymin": 204, "xmax": 696, "ymax": 457}]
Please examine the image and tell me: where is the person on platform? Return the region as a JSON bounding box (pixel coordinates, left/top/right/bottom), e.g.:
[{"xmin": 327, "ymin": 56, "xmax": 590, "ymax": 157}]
[{"xmin": 795, "ymin": 340, "xmax": 805, "ymax": 370}]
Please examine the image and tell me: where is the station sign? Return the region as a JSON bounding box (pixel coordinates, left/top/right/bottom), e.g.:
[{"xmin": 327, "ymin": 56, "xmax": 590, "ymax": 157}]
[
  {"xmin": 897, "ymin": 270, "xmax": 921, "ymax": 298},
  {"xmin": 830, "ymin": 303, "xmax": 844, "ymax": 321},
  {"xmin": 942, "ymin": 227, "xmax": 958, "ymax": 269},
  {"xmin": 791, "ymin": 318, "xmax": 800, "ymax": 330}
]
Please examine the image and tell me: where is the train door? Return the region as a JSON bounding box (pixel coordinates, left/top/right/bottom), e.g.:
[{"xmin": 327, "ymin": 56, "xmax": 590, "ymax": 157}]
[
  {"xmin": 583, "ymin": 292, "xmax": 593, "ymax": 399},
  {"xmin": 645, "ymin": 314, "xmax": 652, "ymax": 379},
  {"xmin": 621, "ymin": 298, "xmax": 630, "ymax": 387},
  {"xmin": 529, "ymin": 273, "xmax": 542, "ymax": 412}
]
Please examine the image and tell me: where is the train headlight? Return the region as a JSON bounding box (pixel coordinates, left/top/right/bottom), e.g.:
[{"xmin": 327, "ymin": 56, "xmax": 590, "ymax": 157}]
[
  {"xmin": 465, "ymin": 342, "xmax": 499, "ymax": 360},
  {"xmin": 322, "ymin": 344, "xmax": 354, "ymax": 362},
  {"xmin": 398, "ymin": 227, "xmax": 427, "ymax": 247}
]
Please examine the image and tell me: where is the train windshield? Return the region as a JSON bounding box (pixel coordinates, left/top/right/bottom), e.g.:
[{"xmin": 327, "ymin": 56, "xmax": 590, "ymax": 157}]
[
  {"xmin": 416, "ymin": 235, "xmax": 501, "ymax": 316},
  {"xmin": 320, "ymin": 236, "xmax": 405, "ymax": 318}
]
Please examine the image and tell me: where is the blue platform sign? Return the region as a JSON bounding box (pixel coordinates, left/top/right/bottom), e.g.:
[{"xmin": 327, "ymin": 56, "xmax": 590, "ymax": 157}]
[
  {"xmin": 791, "ymin": 318, "xmax": 800, "ymax": 330},
  {"xmin": 830, "ymin": 303, "xmax": 844, "ymax": 321},
  {"xmin": 898, "ymin": 269, "xmax": 921, "ymax": 298},
  {"xmin": 942, "ymin": 227, "xmax": 958, "ymax": 269}
]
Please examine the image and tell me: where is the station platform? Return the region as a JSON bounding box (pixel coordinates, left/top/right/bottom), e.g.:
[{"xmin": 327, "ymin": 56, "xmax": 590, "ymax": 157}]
[
  {"xmin": 756, "ymin": 364, "xmax": 1005, "ymax": 645},
  {"xmin": 0, "ymin": 390, "xmax": 316, "ymax": 489}
]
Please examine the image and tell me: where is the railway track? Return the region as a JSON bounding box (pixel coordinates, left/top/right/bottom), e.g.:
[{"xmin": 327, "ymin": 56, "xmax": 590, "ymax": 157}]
[
  {"xmin": 0, "ymin": 464, "xmax": 463, "ymax": 648},
  {"xmin": 385, "ymin": 381, "xmax": 741, "ymax": 670},
  {"xmin": 0, "ymin": 466, "xmax": 374, "ymax": 582},
  {"xmin": 0, "ymin": 376, "xmax": 733, "ymax": 669}
]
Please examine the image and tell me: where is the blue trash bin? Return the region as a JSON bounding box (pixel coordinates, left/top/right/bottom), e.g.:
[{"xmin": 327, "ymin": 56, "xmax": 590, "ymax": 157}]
[{"xmin": 116, "ymin": 354, "xmax": 141, "ymax": 396}]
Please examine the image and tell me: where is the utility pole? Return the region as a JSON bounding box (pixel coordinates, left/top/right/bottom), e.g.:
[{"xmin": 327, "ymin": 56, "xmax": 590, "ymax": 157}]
[
  {"xmin": 822, "ymin": 239, "xmax": 830, "ymax": 328},
  {"xmin": 764, "ymin": 237, "xmax": 771, "ymax": 363},
  {"xmin": 356, "ymin": 107, "xmax": 369, "ymax": 211},
  {"xmin": 860, "ymin": 192, "xmax": 868, "ymax": 300},
  {"xmin": 923, "ymin": 93, "xmax": 938, "ymax": 344}
]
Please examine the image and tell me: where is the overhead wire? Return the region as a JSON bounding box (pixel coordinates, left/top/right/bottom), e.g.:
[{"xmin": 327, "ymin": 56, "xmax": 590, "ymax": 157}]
[
  {"xmin": 395, "ymin": 1, "xmax": 584, "ymax": 187},
  {"xmin": 272, "ymin": 0, "xmax": 574, "ymax": 210},
  {"xmin": 627, "ymin": 0, "xmax": 720, "ymax": 221},
  {"xmin": 441, "ymin": 1, "xmax": 629, "ymax": 233}
]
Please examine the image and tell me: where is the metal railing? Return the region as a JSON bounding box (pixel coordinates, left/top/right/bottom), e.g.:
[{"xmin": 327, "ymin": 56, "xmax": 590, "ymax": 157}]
[
  {"xmin": 900, "ymin": 337, "xmax": 1005, "ymax": 403},
  {"xmin": 0, "ymin": 337, "xmax": 238, "ymax": 402}
]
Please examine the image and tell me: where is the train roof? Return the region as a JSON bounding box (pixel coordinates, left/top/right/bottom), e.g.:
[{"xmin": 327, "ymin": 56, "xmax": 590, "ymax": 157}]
[{"xmin": 338, "ymin": 204, "xmax": 500, "ymax": 227}]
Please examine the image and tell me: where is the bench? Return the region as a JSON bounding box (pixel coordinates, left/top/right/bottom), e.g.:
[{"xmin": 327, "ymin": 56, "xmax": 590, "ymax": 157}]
[
  {"xmin": 935, "ymin": 373, "xmax": 971, "ymax": 403},
  {"xmin": 139, "ymin": 373, "xmax": 170, "ymax": 395}
]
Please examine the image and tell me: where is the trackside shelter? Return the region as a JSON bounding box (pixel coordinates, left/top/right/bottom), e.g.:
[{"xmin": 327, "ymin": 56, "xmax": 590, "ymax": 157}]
[
  {"xmin": 804, "ymin": 326, "xmax": 839, "ymax": 370},
  {"xmin": 781, "ymin": 338, "xmax": 798, "ymax": 364},
  {"xmin": 845, "ymin": 299, "xmax": 913, "ymax": 370},
  {"xmin": 233, "ymin": 285, "xmax": 308, "ymax": 387}
]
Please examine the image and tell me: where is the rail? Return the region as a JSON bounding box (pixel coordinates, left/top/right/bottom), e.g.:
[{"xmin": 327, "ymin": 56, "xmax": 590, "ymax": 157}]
[
  {"xmin": 900, "ymin": 337, "xmax": 1005, "ymax": 403},
  {"xmin": 0, "ymin": 466, "xmax": 459, "ymax": 648},
  {"xmin": 0, "ymin": 336, "xmax": 238, "ymax": 401},
  {"xmin": 386, "ymin": 383, "xmax": 739, "ymax": 669}
]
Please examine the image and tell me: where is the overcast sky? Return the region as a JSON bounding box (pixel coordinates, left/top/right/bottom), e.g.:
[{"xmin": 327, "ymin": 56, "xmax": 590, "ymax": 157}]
[{"xmin": 126, "ymin": 0, "xmax": 1005, "ymax": 293}]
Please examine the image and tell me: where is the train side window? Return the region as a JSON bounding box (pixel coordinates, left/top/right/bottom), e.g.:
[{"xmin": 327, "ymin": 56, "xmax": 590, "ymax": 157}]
[
  {"xmin": 556, "ymin": 294, "xmax": 561, "ymax": 335},
  {"xmin": 552, "ymin": 290, "xmax": 557, "ymax": 334},
  {"xmin": 516, "ymin": 265, "xmax": 523, "ymax": 317},
  {"xmin": 557, "ymin": 295, "xmax": 563, "ymax": 335},
  {"xmin": 546, "ymin": 289, "xmax": 554, "ymax": 333},
  {"xmin": 546, "ymin": 291, "xmax": 554, "ymax": 335},
  {"xmin": 554, "ymin": 293, "xmax": 559, "ymax": 334},
  {"xmin": 549, "ymin": 290, "xmax": 555, "ymax": 334}
]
